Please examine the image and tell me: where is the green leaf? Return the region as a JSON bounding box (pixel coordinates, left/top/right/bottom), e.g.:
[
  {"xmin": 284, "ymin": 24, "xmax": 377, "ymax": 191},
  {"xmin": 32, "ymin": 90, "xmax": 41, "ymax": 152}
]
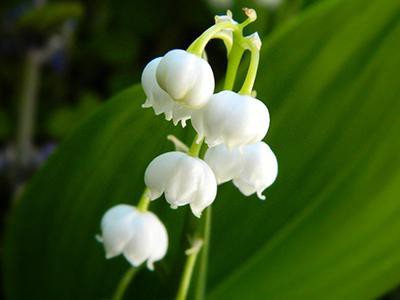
[
  {"xmin": 208, "ymin": 0, "xmax": 400, "ymax": 298},
  {"xmin": 3, "ymin": 85, "xmax": 193, "ymax": 299},
  {"xmin": 3, "ymin": 0, "xmax": 400, "ymax": 299},
  {"xmin": 46, "ymin": 92, "xmax": 101, "ymax": 139}
]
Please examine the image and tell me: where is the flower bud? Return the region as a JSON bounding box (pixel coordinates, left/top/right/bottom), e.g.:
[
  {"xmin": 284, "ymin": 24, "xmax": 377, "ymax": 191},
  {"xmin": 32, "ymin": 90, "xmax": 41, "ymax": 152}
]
[
  {"xmin": 205, "ymin": 142, "xmax": 278, "ymax": 199},
  {"xmin": 191, "ymin": 90, "xmax": 269, "ymax": 148},
  {"xmin": 141, "ymin": 57, "xmax": 192, "ymax": 127},
  {"xmin": 144, "ymin": 151, "xmax": 217, "ymax": 217},
  {"xmin": 156, "ymin": 49, "xmax": 215, "ymax": 108},
  {"xmin": 98, "ymin": 204, "xmax": 168, "ymax": 270}
]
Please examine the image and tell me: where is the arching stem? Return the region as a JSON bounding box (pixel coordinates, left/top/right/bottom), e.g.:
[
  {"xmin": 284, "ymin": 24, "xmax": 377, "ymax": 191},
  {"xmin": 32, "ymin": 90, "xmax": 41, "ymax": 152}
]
[
  {"xmin": 175, "ymin": 239, "xmax": 203, "ymax": 300},
  {"xmin": 187, "ymin": 22, "xmax": 236, "ymax": 57},
  {"xmin": 112, "ymin": 267, "xmax": 140, "ymax": 300},
  {"xmin": 239, "ymin": 46, "xmax": 259, "ymax": 95}
]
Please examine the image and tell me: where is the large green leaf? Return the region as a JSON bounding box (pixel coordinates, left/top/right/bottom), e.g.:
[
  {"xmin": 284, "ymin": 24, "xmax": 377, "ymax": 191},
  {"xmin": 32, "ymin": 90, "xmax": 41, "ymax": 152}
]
[
  {"xmin": 3, "ymin": 0, "xmax": 400, "ymax": 299},
  {"xmin": 208, "ymin": 0, "xmax": 400, "ymax": 298}
]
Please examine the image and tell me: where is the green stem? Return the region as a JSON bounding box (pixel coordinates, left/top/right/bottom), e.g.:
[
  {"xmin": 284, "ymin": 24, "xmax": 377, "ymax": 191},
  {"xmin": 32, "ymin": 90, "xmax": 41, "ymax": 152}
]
[
  {"xmin": 194, "ymin": 206, "xmax": 212, "ymax": 300},
  {"xmin": 137, "ymin": 187, "xmax": 150, "ymax": 212},
  {"xmin": 187, "ymin": 22, "xmax": 236, "ymax": 57},
  {"xmin": 176, "ymin": 240, "xmax": 203, "ymax": 300},
  {"xmin": 212, "ymin": 33, "xmax": 232, "ymax": 55},
  {"xmin": 239, "ymin": 46, "xmax": 259, "ymax": 95},
  {"xmin": 188, "ymin": 135, "xmax": 204, "ymax": 157},
  {"xmin": 223, "ymin": 32, "xmax": 245, "ymax": 90},
  {"xmin": 112, "ymin": 267, "xmax": 138, "ymax": 300}
]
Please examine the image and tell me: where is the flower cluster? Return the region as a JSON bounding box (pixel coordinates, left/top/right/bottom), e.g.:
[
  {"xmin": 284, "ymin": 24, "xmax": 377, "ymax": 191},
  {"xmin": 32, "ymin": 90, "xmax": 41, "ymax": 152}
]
[{"xmin": 98, "ymin": 9, "xmax": 277, "ymax": 275}]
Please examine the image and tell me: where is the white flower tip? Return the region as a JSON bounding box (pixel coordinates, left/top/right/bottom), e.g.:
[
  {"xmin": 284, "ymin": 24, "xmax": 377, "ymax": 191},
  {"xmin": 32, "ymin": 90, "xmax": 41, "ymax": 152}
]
[
  {"xmin": 149, "ymin": 190, "xmax": 161, "ymax": 200},
  {"xmin": 194, "ymin": 212, "xmax": 201, "ymax": 218},
  {"xmin": 95, "ymin": 234, "xmax": 103, "ymax": 243},
  {"xmin": 190, "ymin": 206, "xmax": 202, "ymax": 218},
  {"xmin": 181, "ymin": 119, "xmax": 187, "ymax": 128},
  {"xmin": 257, "ymin": 191, "xmax": 266, "ymax": 200},
  {"xmin": 247, "ymin": 32, "xmax": 262, "ymax": 51},
  {"xmin": 170, "ymin": 204, "xmax": 178, "ymax": 209},
  {"xmin": 142, "ymin": 102, "xmax": 150, "ymax": 109},
  {"xmin": 243, "ymin": 8, "xmax": 257, "ymax": 21},
  {"xmin": 215, "ymin": 10, "xmax": 237, "ymax": 25},
  {"xmin": 146, "ymin": 260, "xmax": 155, "ymax": 271}
]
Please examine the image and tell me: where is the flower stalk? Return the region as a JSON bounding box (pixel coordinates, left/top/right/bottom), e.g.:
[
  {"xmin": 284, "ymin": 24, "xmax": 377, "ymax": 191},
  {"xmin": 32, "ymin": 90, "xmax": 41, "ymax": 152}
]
[
  {"xmin": 176, "ymin": 239, "xmax": 204, "ymax": 300},
  {"xmin": 239, "ymin": 46, "xmax": 260, "ymax": 95},
  {"xmin": 224, "ymin": 36, "xmax": 245, "ymax": 90},
  {"xmin": 137, "ymin": 188, "xmax": 151, "ymax": 212},
  {"xmin": 187, "ymin": 22, "xmax": 237, "ymax": 57},
  {"xmin": 193, "ymin": 206, "xmax": 212, "ymax": 300},
  {"xmin": 112, "ymin": 267, "xmax": 139, "ymax": 300},
  {"xmin": 188, "ymin": 135, "xmax": 204, "ymax": 157}
]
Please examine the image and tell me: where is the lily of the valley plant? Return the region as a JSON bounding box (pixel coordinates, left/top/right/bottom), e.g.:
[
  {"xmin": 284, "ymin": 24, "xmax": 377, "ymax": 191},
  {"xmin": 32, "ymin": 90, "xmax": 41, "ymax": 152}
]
[{"xmin": 97, "ymin": 8, "xmax": 278, "ymax": 300}]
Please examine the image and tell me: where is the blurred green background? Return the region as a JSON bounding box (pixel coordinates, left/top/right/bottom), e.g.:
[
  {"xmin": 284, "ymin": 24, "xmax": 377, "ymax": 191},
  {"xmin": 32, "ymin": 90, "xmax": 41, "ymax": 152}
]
[{"xmin": 1, "ymin": 0, "xmax": 400, "ymax": 299}]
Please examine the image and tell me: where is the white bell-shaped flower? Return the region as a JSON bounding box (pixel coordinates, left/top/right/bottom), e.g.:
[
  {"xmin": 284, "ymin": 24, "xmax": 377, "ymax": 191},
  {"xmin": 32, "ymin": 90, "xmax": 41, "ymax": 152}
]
[
  {"xmin": 156, "ymin": 49, "xmax": 215, "ymax": 108},
  {"xmin": 205, "ymin": 142, "xmax": 278, "ymax": 199},
  {"xmin": 191, "ymin": 90, "xmax": 269, "ymax": 148},
  {"xmin": 98, "ymin": 204, "xmax": 168, "ymax": 270},
  {"xmin": 141, "ymin": 57, "xmax": 192, "ymax": 127},
  {"xmin": 144, "ymin": 151, "xmax": 217, "ymax": 218}
]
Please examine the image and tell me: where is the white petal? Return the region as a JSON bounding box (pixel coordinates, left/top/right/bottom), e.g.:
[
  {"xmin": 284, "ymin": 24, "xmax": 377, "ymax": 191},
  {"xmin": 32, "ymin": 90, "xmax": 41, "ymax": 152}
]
[
  {"xmin": 122, "ymin": 211, "xmax": 168, "ymax": 270},
  {"xmin": 156, "ymin": 49, "xmax": 214, "ymax": 108},
  {"xmin": 232, "ymin": 176, "xmax": 263, "ymax": 198},
  {"xmin": 164, "ymin": 155, "xmax": 204, "ymax": 207},
  {"xmin": 191, "ymin": 91, "xmax": 269, "ymax": 148},
  {"xmin": 189, "ymin": 160, "xmax": 217, "ymax": 217},
  {"xmin": 233, "ymin": 142, "xmax": 278, "ymax": 199},
  {"xmin": 180, "ymin": 57, "xmax": 215, "ymax": 107},
  {"xmin": 141, "ymin": 56, "xmax": 191, "ymax": 126},
  {"xmin": 156, "ymin": 49, "xmax": 198, "ymax": 101},
  {"xmin": 141, "ymin": 57, "xmax": 162, "ymax": 99},
  {"xmin": 141, "ymin": 57, "xmax": 174, "ymax": 115},
  {"xmin": 144, "ymin": 212, "xmax": 168, "ymax": 270},
  {"xmin": 204, "ymin": 144, "xmax": 243, "ymax": 184},
  {"xmin": 144, "ymin": 152, "xmax": 186, "ymax": 201},
  {"xmin": 122, "ymin": 215, "xmax": 153, "ymax": 267},
  {"xmin": 100, "ymin": 205, "xmax": 137, "ymax": 258},
  {"xmin": 144, "ymin": 152, "xmax": 217, "ymax": 217}
]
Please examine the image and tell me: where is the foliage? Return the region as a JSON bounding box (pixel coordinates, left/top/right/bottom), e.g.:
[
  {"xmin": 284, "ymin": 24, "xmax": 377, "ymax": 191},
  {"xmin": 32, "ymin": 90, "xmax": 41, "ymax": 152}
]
[
  {"xmin": 46, "ymin": 92, "xmax": 101, "ymax": 139},
  {"xmin": 3, "ymin": 0, "xmax": 400, "ymax": 299}
]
